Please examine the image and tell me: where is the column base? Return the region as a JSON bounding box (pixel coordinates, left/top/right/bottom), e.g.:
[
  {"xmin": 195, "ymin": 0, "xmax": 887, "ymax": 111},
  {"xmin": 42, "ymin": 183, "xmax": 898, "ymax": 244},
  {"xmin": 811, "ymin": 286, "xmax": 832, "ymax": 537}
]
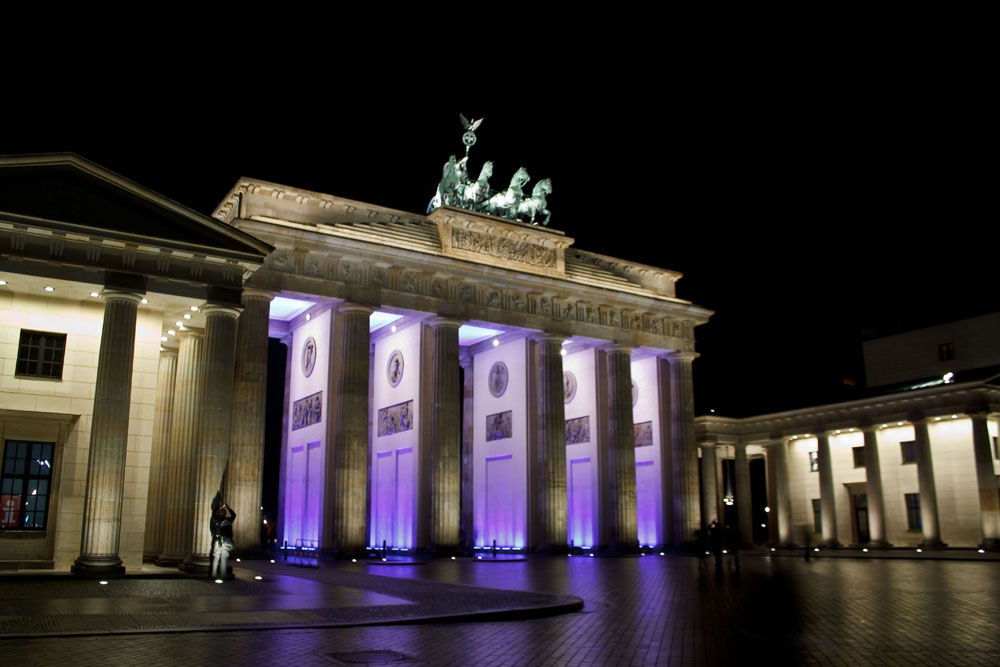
[
  {"xmin": 978, "ymin": 539, "xmax": 1000, "ymax": 552},
  {"xmin": 155, "ymin": 554, "xmax": 185, "ymax": 567},
  {"xmin": 865, "ymin": 540, "xmax": 893, "ymax": 549},
  {"xmin": 179, "ymin": 554, "xmax": 211, "ymax": 575},
  {"xmin": 72, "ymin": 555, "xmax": 125, "ymax": 578},
  {"xmin": 820, "ymin": 540, "xmax": 842, "ymax": 548},
  {"xmin": 918, "ymin": 539, "xmax": 948, "ymax": 549}
]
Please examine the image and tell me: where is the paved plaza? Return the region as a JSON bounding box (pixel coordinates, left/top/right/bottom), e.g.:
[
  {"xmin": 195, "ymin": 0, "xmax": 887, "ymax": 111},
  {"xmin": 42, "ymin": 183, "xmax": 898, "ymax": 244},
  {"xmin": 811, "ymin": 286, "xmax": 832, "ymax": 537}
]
[{"xmin": 1, "ymin": 552, "xmax": 999, "ymax": 666}]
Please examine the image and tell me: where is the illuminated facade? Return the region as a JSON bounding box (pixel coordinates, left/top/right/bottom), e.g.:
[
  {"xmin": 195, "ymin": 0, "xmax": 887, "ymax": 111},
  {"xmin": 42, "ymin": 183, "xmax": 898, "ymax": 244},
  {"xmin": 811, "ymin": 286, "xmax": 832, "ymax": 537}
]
[
  {"xmin": 696, "ymin": 368, "xmax": 1000, "ymax": 550},
  {"xmin": 0, "ymin": 154, "xmax": 712, "ymax": 572}
]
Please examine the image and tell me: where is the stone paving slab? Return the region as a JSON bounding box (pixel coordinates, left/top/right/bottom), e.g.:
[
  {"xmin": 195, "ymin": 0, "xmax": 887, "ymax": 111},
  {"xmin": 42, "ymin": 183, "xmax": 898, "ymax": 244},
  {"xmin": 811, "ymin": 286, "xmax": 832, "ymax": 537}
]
[{"xmin": 0, "ymin": 560, "xmax": 583, "ymax": 638}]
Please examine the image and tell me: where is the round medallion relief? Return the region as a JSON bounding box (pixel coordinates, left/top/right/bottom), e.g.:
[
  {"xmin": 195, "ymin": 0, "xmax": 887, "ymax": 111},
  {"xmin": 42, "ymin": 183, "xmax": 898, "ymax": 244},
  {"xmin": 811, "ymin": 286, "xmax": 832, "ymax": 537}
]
[
  {"xmin": 301, "ymin": 337, "xmax": 317, "ymax": 378},
  {"xmin": 632, "ymin": 379, "xmax": 639, "ymax": 406},
  {"xmin": 488, "ymin": 361, "xmax": 509, "ymax": 397},
  {"xmin": 563, "ymin": 371, "xmax": 577, "ymax": 404},
  {"xmin": 386, "ymin": 350, "xmax": 404, "ymax": 387}
]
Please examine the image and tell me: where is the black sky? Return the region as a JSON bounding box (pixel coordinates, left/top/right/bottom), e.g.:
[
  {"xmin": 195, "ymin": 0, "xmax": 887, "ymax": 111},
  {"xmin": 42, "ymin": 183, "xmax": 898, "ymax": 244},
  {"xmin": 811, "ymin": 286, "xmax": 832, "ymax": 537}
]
[{"xmin": 4, "ymin": 47, "xmax": 992, "ymax": 418}]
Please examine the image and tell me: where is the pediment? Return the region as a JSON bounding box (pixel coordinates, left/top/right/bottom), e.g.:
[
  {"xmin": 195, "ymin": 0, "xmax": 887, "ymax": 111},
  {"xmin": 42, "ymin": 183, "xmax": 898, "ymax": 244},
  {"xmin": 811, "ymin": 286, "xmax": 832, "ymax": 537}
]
[{"xmin": 0, "ymin": 154, "xmax": 270, "ymax": 258}]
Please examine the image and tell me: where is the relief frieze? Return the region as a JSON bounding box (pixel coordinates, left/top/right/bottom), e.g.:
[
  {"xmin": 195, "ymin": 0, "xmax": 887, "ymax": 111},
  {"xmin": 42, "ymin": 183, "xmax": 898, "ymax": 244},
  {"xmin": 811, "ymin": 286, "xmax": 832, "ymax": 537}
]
[
  {"xmin": 292, "ymin": 391, "xmax": 323, "ymax": 431},
  {"xmin": 451, "ymin": 228, "xmax": 556, "ymax": 268}
]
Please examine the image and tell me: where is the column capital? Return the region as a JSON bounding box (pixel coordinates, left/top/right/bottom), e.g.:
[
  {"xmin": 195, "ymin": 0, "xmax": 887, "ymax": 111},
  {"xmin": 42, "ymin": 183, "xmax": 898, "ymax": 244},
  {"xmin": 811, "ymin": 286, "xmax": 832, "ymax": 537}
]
[
  {"xmin": 159, "ymin": 347, "xmax": 179, "ymax": 358},
  {"xmin": 663, "ymin": 350, "xmax": 699, "ymax": 363},
  {"xmin": 337, "ymin": 302, "xmax": 374, "ymax": 316},
  {"xmin": 202, "ymin": 304, "xmax": 242, "ymax": 319},
  {"xmin": 531, "ymin": 332, "xmax": 567, "ymax": 345},
  {"xmin": 426, "ymin": 316, "xmax": 463, "ymax": 329},
  {"xmin": 241, "ymin": 288, "xmax": 276, "ymax": 302},
  {"xmin": 99, "ymin": 289, "xmax": 144, "ymax": 305},
  {"xmin": 177, "ymin": 327, "xmax": 204, "ymax": 341},
  {"xmin": 769, "ymin": 435, "xmax": 787, "ymax": 445},
  {"xmin": 600, "ymin": 342, "xmax": 634, "ymax": 354}
]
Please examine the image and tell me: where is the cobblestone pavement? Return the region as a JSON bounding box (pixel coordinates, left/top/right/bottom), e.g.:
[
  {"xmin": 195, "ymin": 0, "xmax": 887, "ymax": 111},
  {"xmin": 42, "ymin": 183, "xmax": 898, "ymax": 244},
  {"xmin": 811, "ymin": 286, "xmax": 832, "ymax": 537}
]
[{"xmin": 2, "ymin": 554, "xmax": 999, "ymax": 666}]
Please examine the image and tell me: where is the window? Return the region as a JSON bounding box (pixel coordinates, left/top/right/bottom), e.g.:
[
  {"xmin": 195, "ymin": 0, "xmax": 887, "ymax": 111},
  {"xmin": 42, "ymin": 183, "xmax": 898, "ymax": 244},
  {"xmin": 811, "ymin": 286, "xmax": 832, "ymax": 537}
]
[
  {"xmin": 809, "ymin": 451, "xmax": 819, "ymax": 472},
  {"xmin": 1, "ymin": 440, "xmax": 54, "ymax": 530},
  {"xmin": 15, "ymin": 330, "xmax": 67, "ymax": 380},
  {"xmin": 905, "ymin": 493, "xmax": 922, "ymax": 531},
  {"xmin": 938, "ymin": 342, "xmax": 955, "ymax": 362},
  {"xmin": 993, "ymin": 436, "xmax": 998, "ymax": 461},
  {"xmin": 900, "ymin": 440, "xmax": 917, "ymax": 464},
  {"xmin": 852, "ymin": 446, "xmax": 866, "ymax": 468},
  {"xmin": 812, "ymin": 499, "xmax": 822, "ymax": 533}
]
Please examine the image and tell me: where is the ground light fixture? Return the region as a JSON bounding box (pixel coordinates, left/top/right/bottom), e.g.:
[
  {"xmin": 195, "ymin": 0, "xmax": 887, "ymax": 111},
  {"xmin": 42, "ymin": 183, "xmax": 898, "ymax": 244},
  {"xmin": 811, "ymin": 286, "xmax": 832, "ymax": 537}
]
[{"xmin": 254, "ymin": 576, "xmax": 263, "ymax": 580}]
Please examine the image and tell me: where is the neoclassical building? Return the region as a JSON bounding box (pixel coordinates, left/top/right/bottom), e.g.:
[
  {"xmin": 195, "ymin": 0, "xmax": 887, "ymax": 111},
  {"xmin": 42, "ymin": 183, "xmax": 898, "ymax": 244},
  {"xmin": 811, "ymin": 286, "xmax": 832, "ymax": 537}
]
[
  {"xmin": 697, "ymin": 377, "xmax": 1000, "ymax": 550},
  {"xmin": 0, "ymin": 154, "xmax": 712, "ymax": 573}
]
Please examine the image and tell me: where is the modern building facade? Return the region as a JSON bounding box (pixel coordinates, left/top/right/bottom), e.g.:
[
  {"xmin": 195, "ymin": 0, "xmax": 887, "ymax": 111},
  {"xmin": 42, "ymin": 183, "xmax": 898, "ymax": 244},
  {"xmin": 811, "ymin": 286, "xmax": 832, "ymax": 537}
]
[{"xmin": 0, "ymin": 154, "xmax": 713, "ymax": 573}]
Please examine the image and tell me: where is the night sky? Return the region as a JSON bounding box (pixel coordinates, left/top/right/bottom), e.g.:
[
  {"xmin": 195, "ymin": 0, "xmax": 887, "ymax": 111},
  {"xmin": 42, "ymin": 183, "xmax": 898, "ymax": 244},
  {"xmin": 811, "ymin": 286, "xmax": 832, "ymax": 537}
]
[{"xmin": 5, "ymin": 58, "xmax": 992, "ymax": 418}]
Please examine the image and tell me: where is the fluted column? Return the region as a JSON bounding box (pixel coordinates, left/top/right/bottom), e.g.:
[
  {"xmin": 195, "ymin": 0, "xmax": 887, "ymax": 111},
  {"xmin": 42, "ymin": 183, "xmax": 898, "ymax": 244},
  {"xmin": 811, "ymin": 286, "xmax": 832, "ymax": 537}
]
[
  {"xmin": 143, "ymin": 348, "xmax": 178, "ymax": 561},
  {"xmin": 533, "ymin": 333, "xmax": 568, "ymax": 552},
  {"xmin": 861, "ymin": 424, "xmax": 890, "ymax": 547},
  {"xmin": 73, "ymin": 289, "xmax": 143, "ymax": 577},
  {"xmin": 734, "ymin": 443, "xmax": 753, "ymax": 547},
  {"xmin": 665, "ymin": 351, "xmax": 700, "ymax": 547},
  {"xmin": 157, "ymin": 329, "xmax": 204, "ymax": 564},
  {"xmin": 770, "ymin": 437, "xmax": 794, "ymax": 546},
  {"xmin": 700, "ymin": 445, "xmax": 719, "ymax": 527},
  {"xmin": 182, "ymin": 305, "xmax": 241, "ymax": 573},
  {"xmin": 228, "ymin": 290, "xmax": 273, "ymax": 555},
  {"xmin": 816, "ymin": 431, "xmax": 839, "ymax": 546},
  {"xmin": 459, "ymin": 354, "xmax": 474, "ymax": 551},
  {"xmin": 328, "ymin": 304, "xmax": 373, "ymax": 554},
  {"xmin": 601, "ymin": 344, "xmax": 637, "ymax": 552},
  {"xmin": 912, "ymin": 417, "xmax": 945, "ymax": 547},
  {"xmin": 969, "ymin": 413, "xmax": 1000, "ymax": 548},
  {"xmin": 426, "ymin": 317, "xmax": 462, "ymax": 552}
]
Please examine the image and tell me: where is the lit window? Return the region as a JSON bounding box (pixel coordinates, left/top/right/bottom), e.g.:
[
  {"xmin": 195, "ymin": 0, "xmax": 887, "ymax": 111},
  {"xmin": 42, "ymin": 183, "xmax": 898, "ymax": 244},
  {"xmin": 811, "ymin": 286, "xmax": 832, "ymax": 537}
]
[
  {"xmin": 809, "ymin": 451, "xmax": 819, "ymax": 472},
  {"xmin": 1, "ymin": 441, "xmax": 54, "ymax": 530},
  {"xmin": 15, "ymin": 330, "xmax": 67, "ymax": 380}
]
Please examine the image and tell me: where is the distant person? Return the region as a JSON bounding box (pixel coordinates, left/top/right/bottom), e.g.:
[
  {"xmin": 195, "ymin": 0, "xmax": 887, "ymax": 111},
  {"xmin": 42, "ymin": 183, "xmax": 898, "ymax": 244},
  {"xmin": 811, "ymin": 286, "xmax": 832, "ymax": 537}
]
[
  {"xmin": 211, "ymin": 495, "xmax": 237, "ymax": 580},
  {"xmin": 708, "ymin": 520, "xmax": 724, "ymax": 570}
]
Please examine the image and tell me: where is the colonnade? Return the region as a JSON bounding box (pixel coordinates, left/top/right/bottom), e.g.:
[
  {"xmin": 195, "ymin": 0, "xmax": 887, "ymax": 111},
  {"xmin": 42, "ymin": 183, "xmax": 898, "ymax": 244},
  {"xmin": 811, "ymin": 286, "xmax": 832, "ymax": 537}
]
[
  {"xmin": 74, "ymin": 289, "xmax": 272, "ymax": 576},
  {"xmin": 700, "ymin": 412, "xmax": 1000, "ymax": 550}
]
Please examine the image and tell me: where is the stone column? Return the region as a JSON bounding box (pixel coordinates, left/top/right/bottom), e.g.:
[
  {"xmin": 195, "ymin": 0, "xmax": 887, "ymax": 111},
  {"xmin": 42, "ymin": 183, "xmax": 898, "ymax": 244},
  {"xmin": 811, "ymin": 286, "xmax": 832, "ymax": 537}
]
[
  {"xmin": 770, "ymin": 437, "xmax": 794, "ymax": 546},
  {"xmin": 73, "ymin": 290, "xmax": 143, "ymax": 577},
  {"xmin": 182, "ymin": 305, "xmax": 241, "ymax": 573},
  {"xmin": 816, "ymin": 431, "xmax": 839, "ymax": 546},
  {"xmin": 227, "ymin": 290, "xmax": 273, "ymax": 555},
  {"xmin": 969, "ymin": 413, "xmax": 1000, "ymax": 549},
  {"xmin": 459, "ymin": 354, "xmax": 474, "ymax": 551},
  {"xmin": 700, "ymin": 444, "xmax": 719, "ymax": 528},
  {"xmin": 143, "ymin": 348, "xmax": 178, "ymax": 561},
  {"xmin": 912, "ymin": 417, "xmax": 945, "ymax": 547},
  {"xmin": 665, "ymin": 351, "xmax": 700, "ymax": 547},
  {"xmin": 533, "ymin": 333, "xmax": 568, "ymax": 552},
  {"xmin": 426, "ymin": 317, "xmax": 462, "ymax": 552},
  {"xmin": 327, "ymin": 304, "xmax": 373, "ymax": 555},
  {"xmin": 601, "ymin": 344, "xmax": 637, "ymax": 553},
  {"xmin": 157, "ymin": 329, "xmax": 204, "ymax": 565},
  {"xmin": 861, "ymin": 424, "xmax": 890, "ymax": 547},
  {"xmin": 734, "ymin": 443, "xmax": 753, "ymax": 547}
]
